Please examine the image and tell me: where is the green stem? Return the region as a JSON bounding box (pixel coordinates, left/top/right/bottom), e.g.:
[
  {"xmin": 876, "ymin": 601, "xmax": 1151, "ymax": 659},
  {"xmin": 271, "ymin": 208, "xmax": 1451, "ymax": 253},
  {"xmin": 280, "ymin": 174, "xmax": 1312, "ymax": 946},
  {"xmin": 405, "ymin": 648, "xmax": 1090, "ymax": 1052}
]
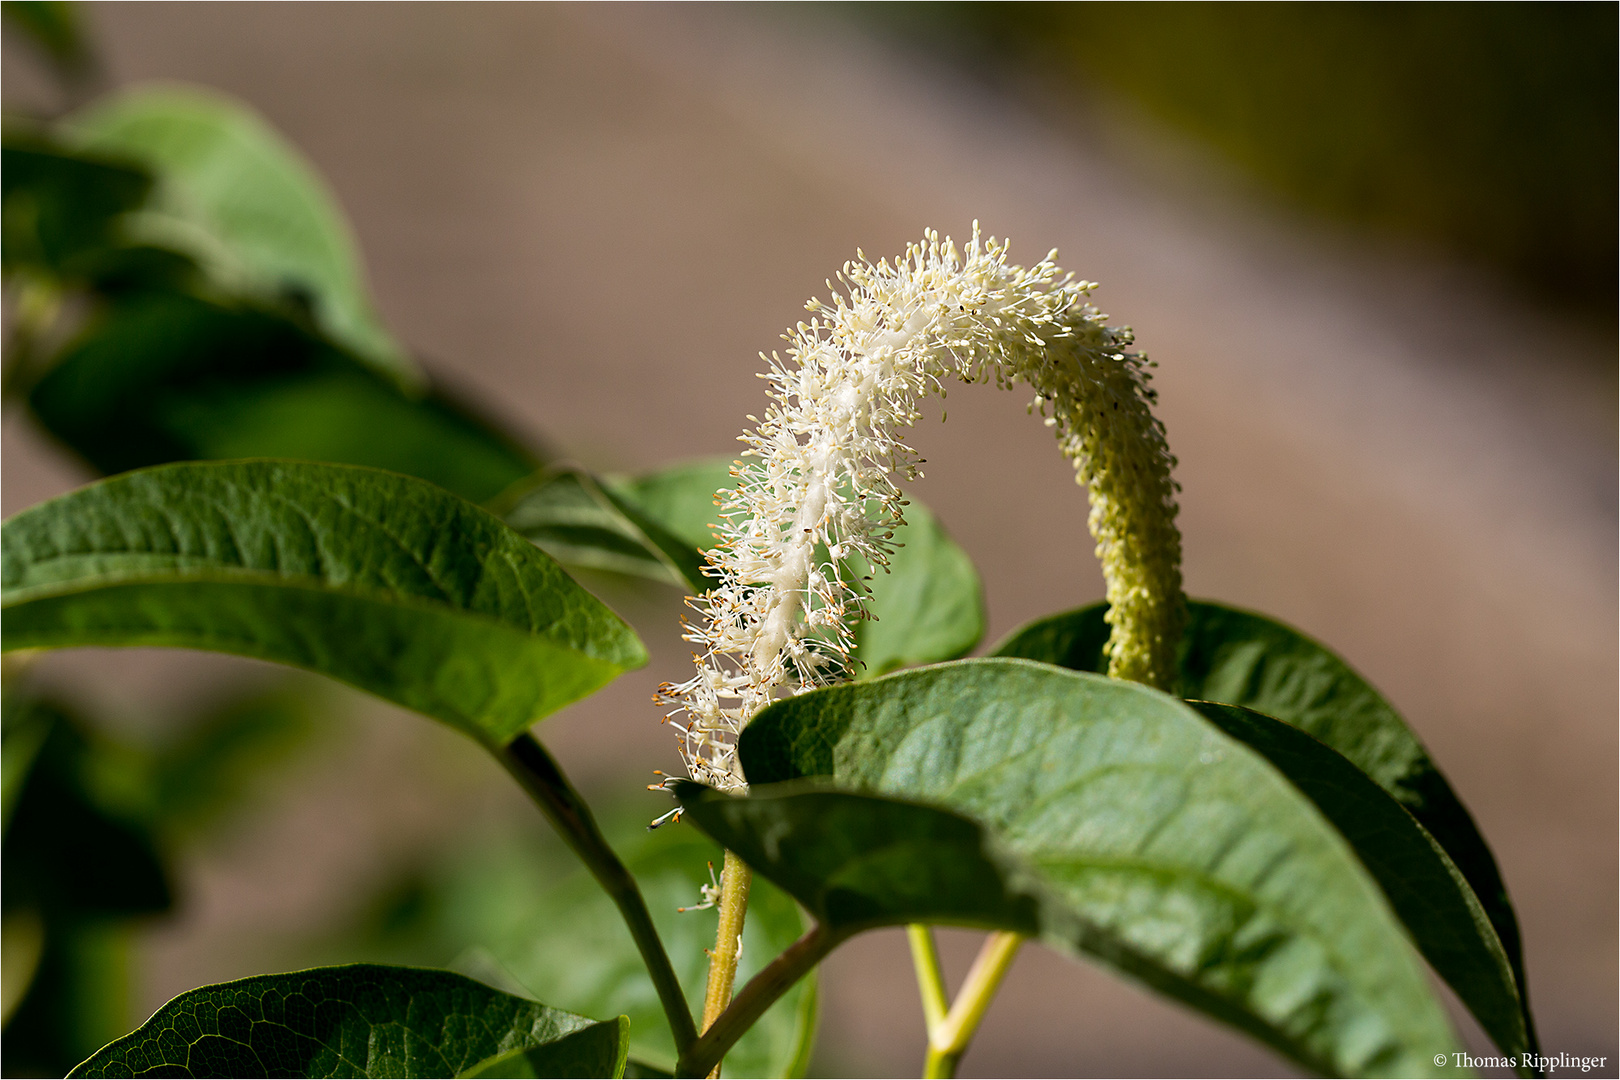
[
  {"xmin": 920, "ymin": 931, "xmax": 1025, "ymax": 1079},
  {"xmin": 678, "ymin": 922, "xmax": 840, "ymax": 1078},
  {"xmin": 497, "ymin": 734, "xmax": 697, "ymax": 1055},
  {"xmin": 907, "ymin": 924, "xmax": 949, "ymax": 1030},
  {"xmin": 699, "ymin": 849, "xmax": 753, "ymax": 1077}
]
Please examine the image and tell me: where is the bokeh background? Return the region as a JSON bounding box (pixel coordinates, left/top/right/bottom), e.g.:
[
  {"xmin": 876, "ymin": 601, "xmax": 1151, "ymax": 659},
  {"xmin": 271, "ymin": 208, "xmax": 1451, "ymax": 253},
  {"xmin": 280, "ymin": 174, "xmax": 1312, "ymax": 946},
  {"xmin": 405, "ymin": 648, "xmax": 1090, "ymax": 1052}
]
[{"xmin": 3, "ymin": 3, "xmax": 1615, "ymax": 1076}]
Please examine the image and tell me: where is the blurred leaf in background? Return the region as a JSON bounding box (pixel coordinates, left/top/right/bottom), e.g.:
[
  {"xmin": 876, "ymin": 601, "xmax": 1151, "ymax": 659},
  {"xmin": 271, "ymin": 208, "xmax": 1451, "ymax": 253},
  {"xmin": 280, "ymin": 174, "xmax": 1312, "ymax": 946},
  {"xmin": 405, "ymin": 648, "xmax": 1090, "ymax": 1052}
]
[
  {"xmin": 309, "ymin": 800, "xmax": 817, "ymax": 1079},
  {"xmin": 1, "ymin": 1, "xmax": 95, "ymax": 91},
  {"xmin": 4, "ymin": 82, "xmax": 543, "ymax": 503},
  {"xmin": 63, "ymin": 85, "xmax": 419, "ymax": 386},
  {"xmin": 863, "ymin": 2, "xmax": 1618, "ymax": 320},
  {"xmin": 1, "ymin": 672, "xmax": 320, "ymax": 1078}
]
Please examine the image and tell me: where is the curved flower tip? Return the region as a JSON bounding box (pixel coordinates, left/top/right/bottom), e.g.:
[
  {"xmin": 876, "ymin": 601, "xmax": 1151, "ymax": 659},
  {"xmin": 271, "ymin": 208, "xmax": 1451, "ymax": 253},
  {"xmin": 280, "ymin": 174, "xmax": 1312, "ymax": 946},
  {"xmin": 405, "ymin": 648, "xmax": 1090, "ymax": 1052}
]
[{"xmin": 658, "ymin": 224, "xmax": 1184, "ymax": 792}]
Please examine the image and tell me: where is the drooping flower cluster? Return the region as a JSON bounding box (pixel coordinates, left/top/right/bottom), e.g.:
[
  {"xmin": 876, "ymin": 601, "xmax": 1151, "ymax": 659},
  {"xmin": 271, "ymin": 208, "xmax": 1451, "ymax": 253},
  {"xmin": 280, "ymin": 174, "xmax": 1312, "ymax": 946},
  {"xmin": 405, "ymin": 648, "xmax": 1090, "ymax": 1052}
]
[{"xmin": 657, "ymin": 225, "xmax": 1183, "ymax": 793}]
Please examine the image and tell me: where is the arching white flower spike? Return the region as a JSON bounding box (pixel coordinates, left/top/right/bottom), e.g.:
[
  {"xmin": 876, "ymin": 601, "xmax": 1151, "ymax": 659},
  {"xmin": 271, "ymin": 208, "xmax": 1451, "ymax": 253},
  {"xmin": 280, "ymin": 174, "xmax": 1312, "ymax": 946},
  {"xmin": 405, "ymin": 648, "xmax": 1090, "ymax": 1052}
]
[{"xmin": 658, "ymin": 224, "xmax": 1184, "ymax": 794}]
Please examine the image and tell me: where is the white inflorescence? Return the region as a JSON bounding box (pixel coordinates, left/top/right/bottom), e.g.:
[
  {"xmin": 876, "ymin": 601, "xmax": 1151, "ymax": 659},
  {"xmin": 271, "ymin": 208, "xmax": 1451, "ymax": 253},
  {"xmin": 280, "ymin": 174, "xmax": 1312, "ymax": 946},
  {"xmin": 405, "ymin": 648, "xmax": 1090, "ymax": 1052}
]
[{"xmin": 656, "ymin": 224, "xmax": 1183, "ymax": 794}]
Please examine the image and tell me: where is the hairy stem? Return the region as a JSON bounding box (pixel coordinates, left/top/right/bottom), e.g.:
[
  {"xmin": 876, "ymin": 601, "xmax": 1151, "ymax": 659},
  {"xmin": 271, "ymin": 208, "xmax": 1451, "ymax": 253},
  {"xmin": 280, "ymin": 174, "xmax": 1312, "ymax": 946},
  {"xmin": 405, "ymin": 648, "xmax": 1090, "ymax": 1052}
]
[
  {"xmin": 497, "ymin": 734, "xmax": 697, "ymax": 1055},
  {"xmin": 922, "ymin": 931, "xmax": 1025, "ymax": 1079},
  {"xmin": 699, "ymin": 849, "xmax": 753, "ymax": 1077},
  {"xmin": 679, "ymin": 922, "xmax": 841, "ymax": 1078}
]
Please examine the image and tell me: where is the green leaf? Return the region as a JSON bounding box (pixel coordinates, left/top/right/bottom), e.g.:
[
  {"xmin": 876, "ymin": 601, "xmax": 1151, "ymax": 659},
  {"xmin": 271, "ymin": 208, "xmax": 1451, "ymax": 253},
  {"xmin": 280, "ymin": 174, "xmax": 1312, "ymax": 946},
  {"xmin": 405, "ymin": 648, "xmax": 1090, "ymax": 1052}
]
[
  {"xmin": 1, "ymin": 461, "xmax": 646, "ymax": 745},
  {"xmin": 67, "ymin": 964, "xmax": 627, "ymax": 1079},
  {"xmin": 606, "ymin": 458, "xmax": 734, "ymax": 556},
  {"xmin": 27, "ymin": 291, "xmax": 538, "ymax": 503},
  {"xmin": 460, "ymin": 1017, "xmax": 630, "ymax": 1079},
  {"xmin": 1, "ymin": 140, "xmax": 153, "ymax": 282},
  {"xmin": 422, "ymin": 816, "xmax": 817, "ymax": 1078},
  {"xmin": 1187, "ymin": 701, "xmax": 1529, "ymax": 1065},
  {"xmin": 848, "ymin": 499, "xmax": 984, "ymax": 676},
  {"xmin": 717, "ymin": 659, "xmax": 1463, "ymax": 1077},
  {"xmin": 675, "ymin": 782, "xmax": 1039, "ymax": 936},
  {"xmin": 607, "ymin": 455, "xmax": 986, "ymax": 672},
  {"xmin": 992, "ymin": 598, "xmax": 1534, "ymax": 1049},
  {"xmin": 63, "ymin": 85, "xmax": 418, "ymax": 385},
  {"xmin": 500, "ymin": 468, "xmax": 706, "ymax": 591}
]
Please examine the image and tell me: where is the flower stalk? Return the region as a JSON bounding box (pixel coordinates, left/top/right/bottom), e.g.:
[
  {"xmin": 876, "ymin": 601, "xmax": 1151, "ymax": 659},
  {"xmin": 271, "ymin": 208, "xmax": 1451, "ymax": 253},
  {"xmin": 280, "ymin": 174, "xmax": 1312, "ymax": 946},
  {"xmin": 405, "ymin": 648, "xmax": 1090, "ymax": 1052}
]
[{"xmin": 698, "ymin": 850, "xmax": 753, "ymax": 1077}]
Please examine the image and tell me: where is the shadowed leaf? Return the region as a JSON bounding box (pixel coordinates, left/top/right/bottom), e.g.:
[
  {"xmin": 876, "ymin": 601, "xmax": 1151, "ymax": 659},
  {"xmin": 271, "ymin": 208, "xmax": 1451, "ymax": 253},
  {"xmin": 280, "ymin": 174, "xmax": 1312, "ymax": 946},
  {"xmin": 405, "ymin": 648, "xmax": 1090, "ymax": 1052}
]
[
  {"xmin": 65, "ymin": 85, "xmax": 417, "ymax": 384},
  {"xmin": 28, "ymin": 291, "xmax": 538, "ymax": 503},
  {"xmin": 67, "ymin": 965, "xmax": 627, "ymax": 1079},
  {"xmin": 501, "ymin": 467, "xmax": 706, "ymax": 591},
  {"xmin": 1188, "ymin": 700, "xmax": 1529, "ymax": 1067}
]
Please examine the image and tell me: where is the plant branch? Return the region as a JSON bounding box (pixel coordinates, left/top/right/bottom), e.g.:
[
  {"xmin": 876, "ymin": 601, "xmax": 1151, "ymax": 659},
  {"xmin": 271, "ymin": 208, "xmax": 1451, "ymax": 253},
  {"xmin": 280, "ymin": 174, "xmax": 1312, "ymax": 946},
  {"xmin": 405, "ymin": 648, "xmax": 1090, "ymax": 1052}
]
[
  {"xmin": 908, "ymin": 924, "xmax": 949, "ymax": 1030},
  {"xmin": 498, "ymin": 733, "xmax": 697, "ymax": 1054},
  {"xmin": 678, "ymin": 921, "xmax": 841, "ymax": 1078},
  {"xmin": 922, "ymin": 931, "xmax": 1025, "ymax": 1078}
]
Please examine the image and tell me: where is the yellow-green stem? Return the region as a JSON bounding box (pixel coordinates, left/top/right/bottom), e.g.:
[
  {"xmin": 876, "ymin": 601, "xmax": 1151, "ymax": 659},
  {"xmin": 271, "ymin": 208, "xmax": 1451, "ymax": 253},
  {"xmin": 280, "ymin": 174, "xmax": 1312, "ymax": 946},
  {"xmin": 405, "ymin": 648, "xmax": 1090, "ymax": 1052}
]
[
  {"xmin": 700, "ymin": 849, "xmax": 753, "ymax": 1077},
  {"xmin": 921, "ymin": 930, "xmax": 1025, "ymax": 1079},
  {"xmin": 907, "ymin": 924, "xmax": 949, "ymax": 1030}
]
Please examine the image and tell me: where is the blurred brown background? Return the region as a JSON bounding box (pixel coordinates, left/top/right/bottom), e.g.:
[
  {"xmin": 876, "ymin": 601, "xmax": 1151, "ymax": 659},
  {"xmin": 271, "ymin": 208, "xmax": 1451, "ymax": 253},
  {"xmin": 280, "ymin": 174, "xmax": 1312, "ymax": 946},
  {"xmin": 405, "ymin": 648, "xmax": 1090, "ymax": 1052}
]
[{"xmin": 4, "ymin": 4, "xmax": 1615, "ymax": 1076}]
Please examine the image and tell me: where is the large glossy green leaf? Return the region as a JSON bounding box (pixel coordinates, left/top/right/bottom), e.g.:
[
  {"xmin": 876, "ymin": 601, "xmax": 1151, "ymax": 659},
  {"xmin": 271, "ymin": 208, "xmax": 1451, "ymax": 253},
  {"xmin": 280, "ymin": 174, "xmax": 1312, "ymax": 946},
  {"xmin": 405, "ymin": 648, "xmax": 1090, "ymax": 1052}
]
[
  {"xmin": 416, "ymin": 816, "xmax": 817, "ymax": 1078},
  {"xmin": 499, "ymin": 468, "xmax": 706, "ymax": 591},
  {"xmin": 27, "ymin": 291, "xmax": 538, "ymax": 503},
  {"xmin": 720, "ymin": 659, "xmax": 1463, "ymax": 1077},
  {"xmin": 64, "ymin": 85, "xmax": 417, "ymax": 384},
  {"xmin": 1, "ymin": 461, "xmax": 646, "ymax": 745},
  {"xmin": 991, "ymin": 597, "xmax": 1534, "ymax": 1047},
  {"xmin": 608, "ymin": 456, "xmax": 984, "ymax": 671},
  {"xmin": 67, "ymin": 964, "xmax": 627, "ymax": 1079},
  {"xmin": 1187, "ymin": 701, "xmax": 1528, "ymax": 1066}
]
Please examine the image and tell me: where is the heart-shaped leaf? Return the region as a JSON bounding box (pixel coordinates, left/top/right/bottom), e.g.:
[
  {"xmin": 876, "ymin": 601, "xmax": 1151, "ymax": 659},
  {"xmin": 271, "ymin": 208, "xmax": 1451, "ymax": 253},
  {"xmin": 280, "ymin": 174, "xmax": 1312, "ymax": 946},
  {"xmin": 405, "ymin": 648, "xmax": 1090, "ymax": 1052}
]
[
  {"xmin": 67, "ymin": 964, "xmax": 627, "ymax": 1079},
  {"xmin": 1, "ymin": 461, "xmax": 646, "ymax": 746},
  {"xmin": 992, "ymin": 598, "xmax": 1534, "ymax": 1050},
  {"xmin": 28, "ymin": 292, "xmax": 538, "ymax": 504},
  {"xmin": 711, "ymin": 659, "xmax": 1463, "ymax": 1077},
  {"xmin": 64, "ymin": 85, "xmax": 417, "ymax": 385}
]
